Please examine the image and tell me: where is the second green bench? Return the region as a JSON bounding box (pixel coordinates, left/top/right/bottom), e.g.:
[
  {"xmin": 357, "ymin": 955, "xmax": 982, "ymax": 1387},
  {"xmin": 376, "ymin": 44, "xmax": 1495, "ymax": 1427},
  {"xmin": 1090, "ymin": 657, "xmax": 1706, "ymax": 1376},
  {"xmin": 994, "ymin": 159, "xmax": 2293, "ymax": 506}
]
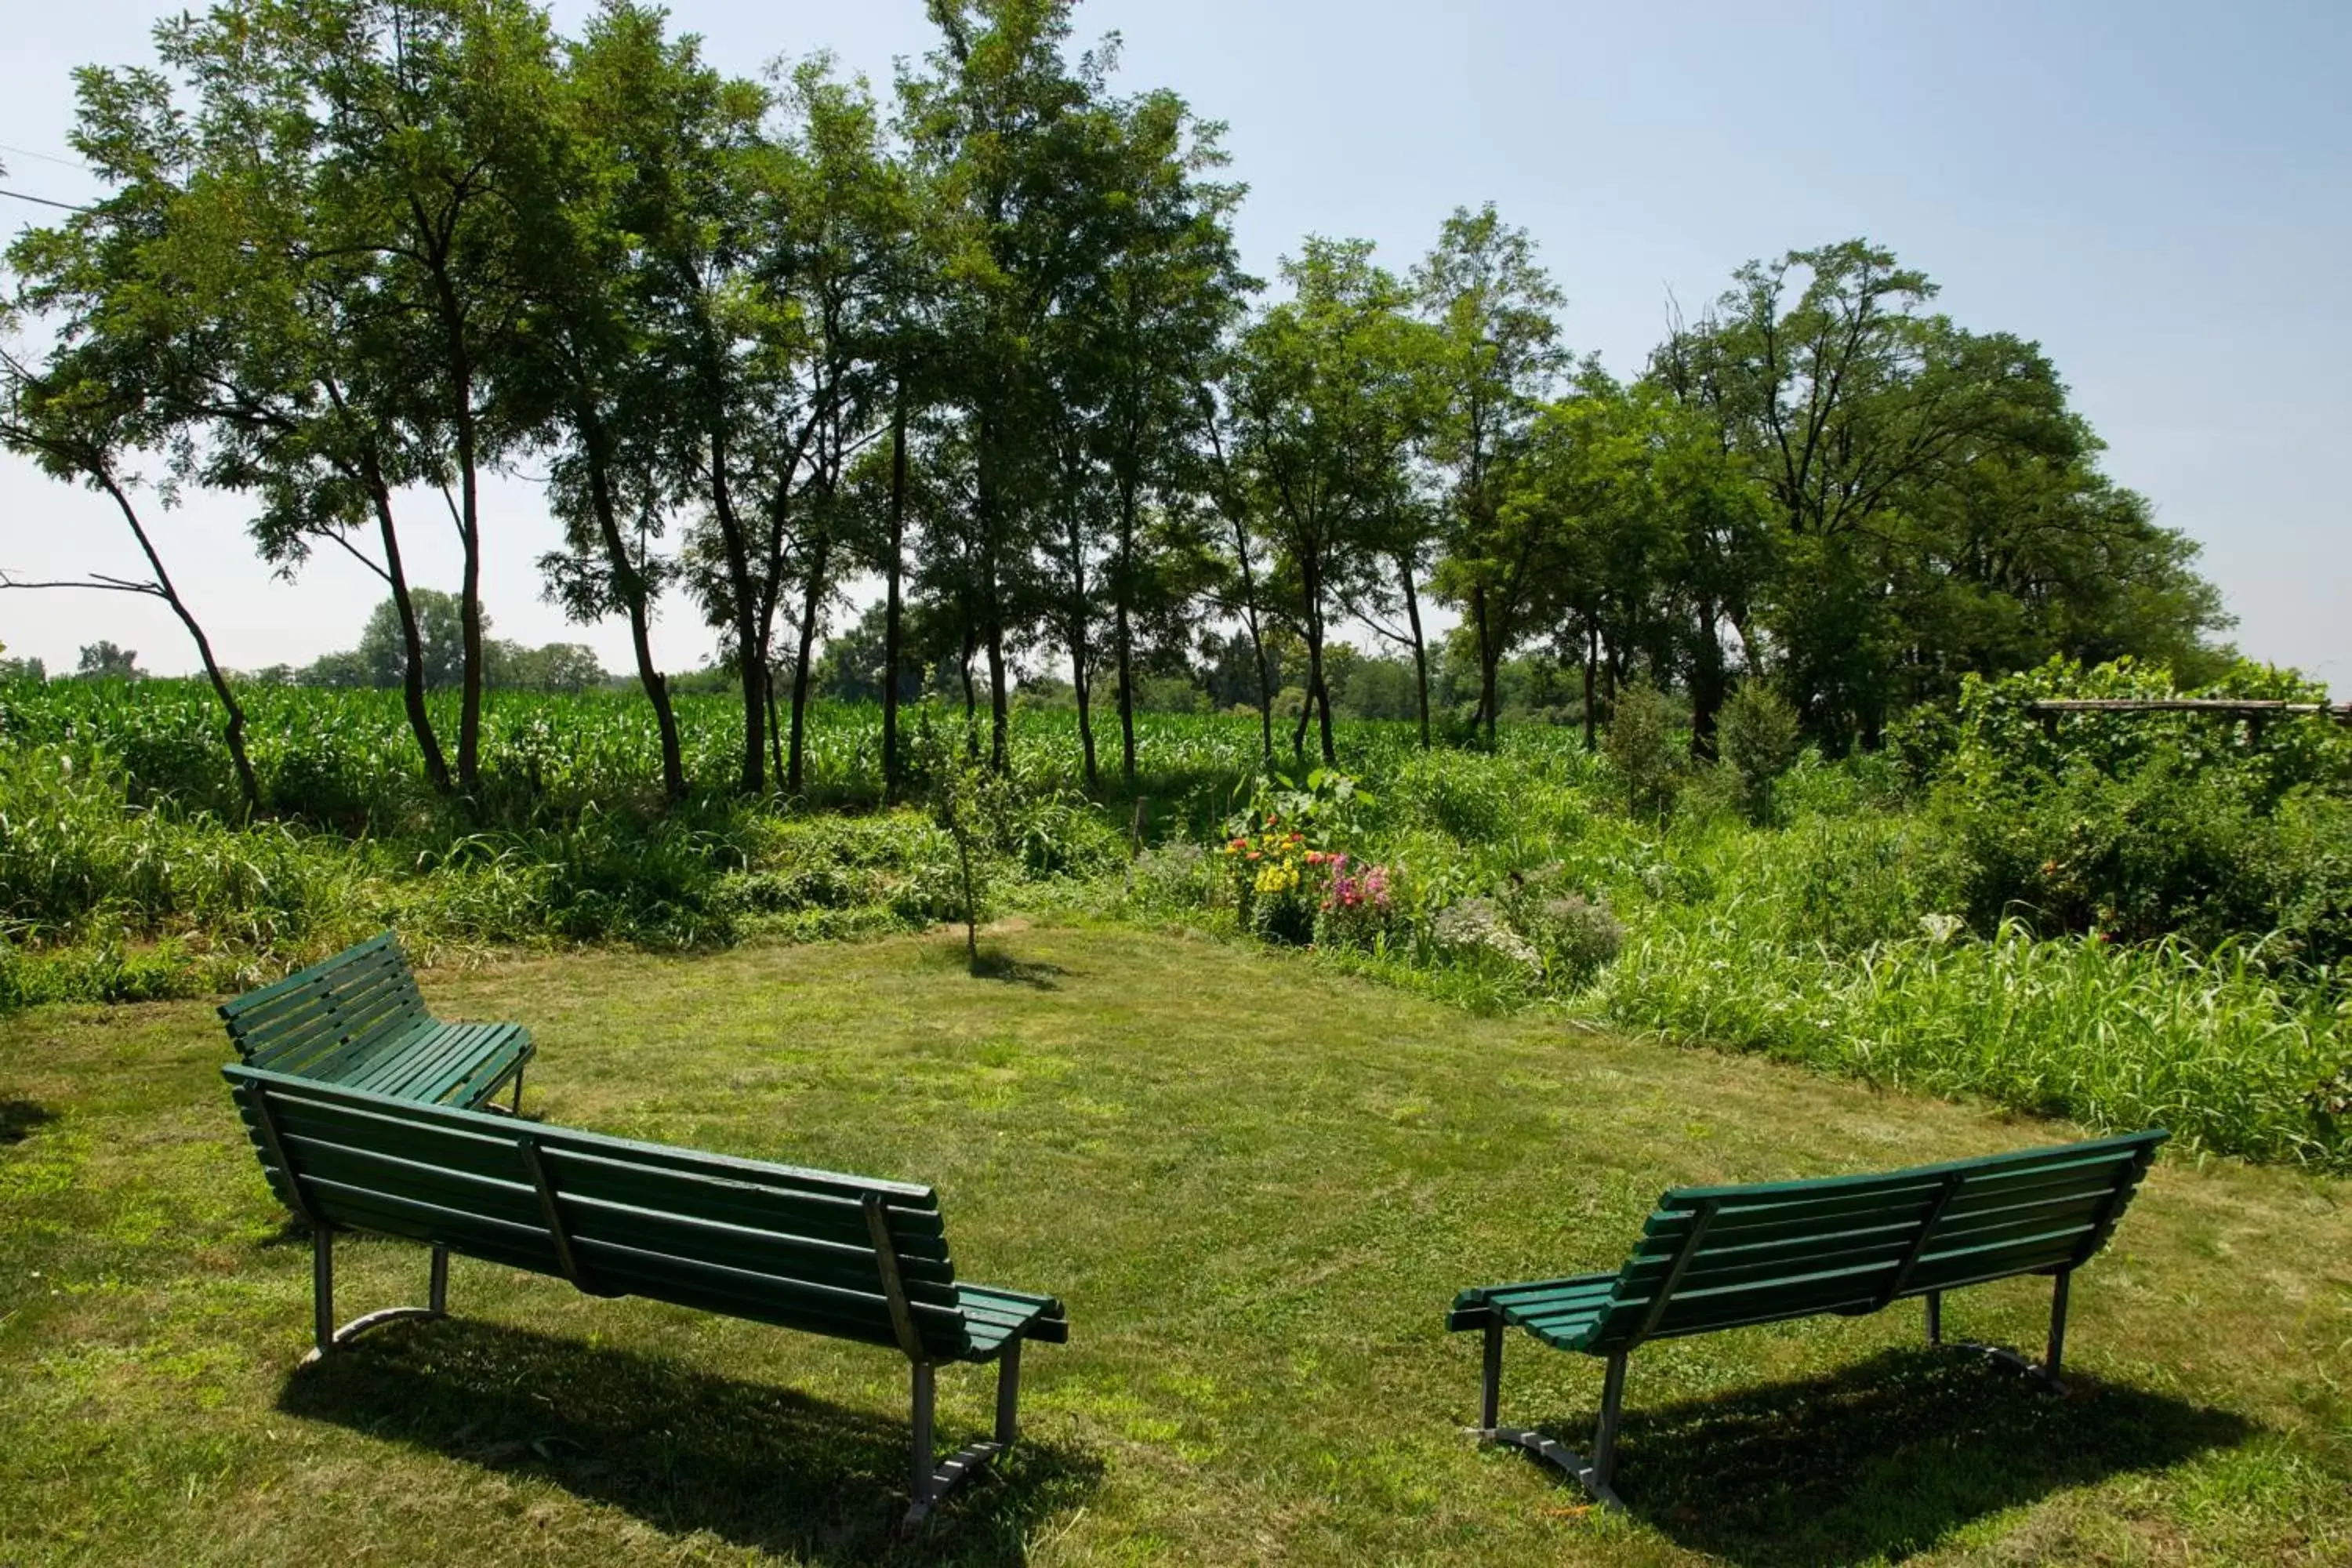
[
  {"xmin": 220, "ymin": 932, "xmax": 532, "ymax": 1112},
  {"xmin": 1447, "ymin": 1129, "xmax": 2165, "ymax": 1508}
]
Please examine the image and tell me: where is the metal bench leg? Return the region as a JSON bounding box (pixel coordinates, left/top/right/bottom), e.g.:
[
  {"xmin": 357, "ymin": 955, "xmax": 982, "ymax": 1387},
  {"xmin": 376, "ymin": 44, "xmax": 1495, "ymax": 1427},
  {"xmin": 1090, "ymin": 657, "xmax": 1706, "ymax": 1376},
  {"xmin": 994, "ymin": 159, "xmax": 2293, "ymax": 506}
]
[
  {"xmin": 299, "ymin": 1231, "xmax": 452, "ymax": 1367},
  {"xmin": 2043, "ymin": 1270, "xmax": 2070, "ymax": 1385},
  {"xmin": 510, "ymin": 1065, "xmax": 525, "ymax": 1116},
  {"xmin": 1481, "ymin": 1319, "xmax": 1503, "ymax": 1429},
  {"xmin": 1933, "ymin": 1275, "xmax": 2068, "ymax": 1394},
  {"xmin": 1591, "ymin": 1350, "xmax": 1628, "ymax": 1496},
  {"xmin": 901, "ymin": 1347, "xmax": 1024, "ymax": 1533},
  {"xmin": 995, "ymin": 1340, "xmax": 1022, "ymax": 1445},
  {"xmin": 909, "ymin": 1361, "xmax": 937, "ymax": 1519},
  {"xmin": 1465, "ymin": 1325, "xmax": 1628, "ymax": 1512}
]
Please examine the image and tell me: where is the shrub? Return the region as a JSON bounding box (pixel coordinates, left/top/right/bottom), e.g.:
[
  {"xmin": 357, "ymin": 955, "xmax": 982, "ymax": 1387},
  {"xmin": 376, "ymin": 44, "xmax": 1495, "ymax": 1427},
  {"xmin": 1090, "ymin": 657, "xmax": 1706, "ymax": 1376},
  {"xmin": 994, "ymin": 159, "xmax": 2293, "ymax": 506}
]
[
  {"xmin": 1604, "ymin": 683, "xmax": 1683, "ymax": 821},
  {"xmin": 1127, "ymin": 842, "xmax": 1216, "ymax": 914},
  {"xmin": 1499, "ymin": 863, "xmax": 1624, "ymax": 988},
  {"xmin": 1718, "ymin": 682, "xmax": 1802, "ymax": 824},
  {"xmin": 1430, "ymin": 896, "xmax": 1540, "ymax": 971}
]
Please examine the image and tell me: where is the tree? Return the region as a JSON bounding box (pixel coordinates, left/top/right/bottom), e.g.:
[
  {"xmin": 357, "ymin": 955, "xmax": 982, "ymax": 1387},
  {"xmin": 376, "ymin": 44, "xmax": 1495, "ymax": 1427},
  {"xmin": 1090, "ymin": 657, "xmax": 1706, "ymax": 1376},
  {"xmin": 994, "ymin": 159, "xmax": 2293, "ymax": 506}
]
[
  {"xmin": 354, "ymin": 589, "xmax": 473, "ymax": 691},
  {"xmin": 75, "ymin": 641, "xmax": 145, "ymax": 679},
  {"xmin": 0, "ymin": 347, "xmax": 256, "ymax": 811},
  {"xmin": 1718, "ymin": 680, "xmax": 1802, "ymax": 823},
  {"xmin": 1417, "ymin": 205, "xmax": 1566, "ymax": 744},
  {"xmin": 509, "ymin": 0, "xmax": 722, "ymax": 799},
  {"xmin": 1227, "ymin": 238, "xmax": 1428, "ymax": 766},
  {"xmin": 900, "ymin": 0, "xmax": 1123, "ymax": 773},
  {"xmin": 1656, "ymin": 239, "xmax": 2230, "ymax": 749},
  {"xmin": 1063, "ymin": 86, "xmax": 1247, "ymax": 786}
]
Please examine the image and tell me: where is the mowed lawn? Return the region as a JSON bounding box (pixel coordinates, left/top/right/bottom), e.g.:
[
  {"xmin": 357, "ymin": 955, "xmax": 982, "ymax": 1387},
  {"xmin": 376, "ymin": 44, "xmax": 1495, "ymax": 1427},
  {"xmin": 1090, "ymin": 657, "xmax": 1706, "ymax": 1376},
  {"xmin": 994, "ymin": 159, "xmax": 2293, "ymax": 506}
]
[{"xmin": 2, "ymin": 924, "xmax": 2347, "ymax": 1566}]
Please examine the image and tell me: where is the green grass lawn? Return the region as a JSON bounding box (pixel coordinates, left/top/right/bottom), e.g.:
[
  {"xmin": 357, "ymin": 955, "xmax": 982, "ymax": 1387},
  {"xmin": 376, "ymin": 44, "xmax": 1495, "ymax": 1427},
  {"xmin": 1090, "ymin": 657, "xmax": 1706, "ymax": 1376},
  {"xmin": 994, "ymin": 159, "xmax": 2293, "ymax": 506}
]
[{"xmin": 3, "ymin": 921, "xmax": 2348, "ymax": 1565}]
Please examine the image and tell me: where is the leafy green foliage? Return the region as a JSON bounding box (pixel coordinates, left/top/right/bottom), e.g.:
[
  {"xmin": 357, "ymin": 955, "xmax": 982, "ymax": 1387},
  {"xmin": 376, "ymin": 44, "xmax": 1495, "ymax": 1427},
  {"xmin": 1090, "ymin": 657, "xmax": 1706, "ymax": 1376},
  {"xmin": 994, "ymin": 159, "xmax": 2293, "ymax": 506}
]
[
  {"xmin": 1603, "ymin": 681, "xmax": 1683, "ymax": 820},
  {"xmin": 1927, "ymin": 659, "xmax": 2352, "ymax": 965},
  {"xmin": 1718, "ymin": 681, "xmax": 1802, "ymax": 823}
]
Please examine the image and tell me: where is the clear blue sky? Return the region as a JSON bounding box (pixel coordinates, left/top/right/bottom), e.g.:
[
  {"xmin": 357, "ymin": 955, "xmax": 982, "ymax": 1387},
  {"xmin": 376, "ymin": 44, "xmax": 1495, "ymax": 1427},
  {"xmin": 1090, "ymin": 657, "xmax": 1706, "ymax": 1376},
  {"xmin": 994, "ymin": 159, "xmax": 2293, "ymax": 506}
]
[{"xmin": 2, "ymin": 0, "xmax": 2345, "ymax": 681}]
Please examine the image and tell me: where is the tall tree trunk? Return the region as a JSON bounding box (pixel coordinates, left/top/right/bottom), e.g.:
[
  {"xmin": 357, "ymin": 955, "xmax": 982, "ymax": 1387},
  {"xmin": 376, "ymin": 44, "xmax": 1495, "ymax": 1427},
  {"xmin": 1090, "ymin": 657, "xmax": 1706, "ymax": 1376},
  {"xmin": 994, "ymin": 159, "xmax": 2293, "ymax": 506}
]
[
  {"xmin": 1314, "ymin": 666, "xmax": 1337, "ymax": 766},
  {"xmin": 1205, "ymin": 413, "xmax": 1275, "ymax": 771},
  {"xmin": 882, "ymin": 386, "xmax": 908, "ymax": 804},
  {"xmin": 363, "ymin": 458, "xmax": 452, "ymax": 794},
  {"xmin": 786, "ymin": 524, "xmax": 830, "ymax": 793},
  {"xmin": 581, "ymin": 416, "xmax": 684, "ymax": 799},
  {"xmin": 1229, "ymin": 498, "xmax": 1274, "ymax": 771},
  {"xmin": 1300, "ymin": 557, "xmax": 1333, "ymax": 766},
  {"xmin": 103, "ymin": 470, "xmax": 260, "ymax": 816},
  {"xmin": 1473, "ymin": 581, "xmax": 1499, "ymax": 747},
  {"xmin": 1114, "ymin": 481, "xmax": 1141, "ymax": 787},
  {"xmin": 1582, "ymin": 624, "xmax": 1599, "ymax": 752},
  {"xmin": 1398, "ymin": 551, "xmax": 1430, "ymax": 750},
  {"xmin": 1072, "ymin": 644, "xmax": 1096, "ymax": 790},
  {"xmin": 710, "ymin": 438, "xmax": 767, "ymax": 795},
  {"xmin": 960, "ymin": 621, "xmax": 979, "ymax": 753},
  {"xmin": 986, "ymin": 615, "xmax": 1010, "ymax": 774},
  {"xmin": 1689, "ymin": 590, "xmax": 1725, "ymax": 763},
  {"xmin": 976, "ymin": 421, "xmax": 1009, "ymax": 772},
  {"xmin": 766, "ymin": 670, "xmax": 786, "ymax": 790},
  {"xmin": 434, "ymin": 289, "xmax": 485, "ymax": 797}
]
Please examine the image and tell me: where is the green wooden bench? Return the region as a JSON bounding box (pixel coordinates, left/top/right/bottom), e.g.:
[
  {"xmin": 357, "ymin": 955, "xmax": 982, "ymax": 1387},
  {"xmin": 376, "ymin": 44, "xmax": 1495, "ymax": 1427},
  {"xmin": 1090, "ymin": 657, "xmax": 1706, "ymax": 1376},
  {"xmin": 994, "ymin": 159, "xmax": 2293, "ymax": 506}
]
[
  {"xmin": 223, "ymin": 1064, "xmax": 1069, "ymax": 1527},
  {"xmin": 1446, "ymin": 1129, "xmax": 2165, "ymax": 1508},
  {"xmin": 220, "ymin": 932, "xmax": 532, "ymax": 1113}
]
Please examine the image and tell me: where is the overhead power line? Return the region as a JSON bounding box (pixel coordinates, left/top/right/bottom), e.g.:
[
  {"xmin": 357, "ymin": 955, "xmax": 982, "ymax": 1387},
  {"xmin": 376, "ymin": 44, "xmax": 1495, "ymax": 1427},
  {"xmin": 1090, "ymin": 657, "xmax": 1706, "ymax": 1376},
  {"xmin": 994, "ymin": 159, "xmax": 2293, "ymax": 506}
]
[
  {"xmin": 0, "ymin": 187, "xmax": 90, "ymax": 212},
  {"xmin": 0, "ymin": 140, "xmax": 89, "ymax": 172}
]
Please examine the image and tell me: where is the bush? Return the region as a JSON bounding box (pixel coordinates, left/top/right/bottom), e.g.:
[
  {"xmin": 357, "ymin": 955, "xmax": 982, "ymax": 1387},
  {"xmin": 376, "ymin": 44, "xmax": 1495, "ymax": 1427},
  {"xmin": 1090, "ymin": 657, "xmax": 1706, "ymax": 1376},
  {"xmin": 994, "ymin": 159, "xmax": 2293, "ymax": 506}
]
[
  {"xmin": 1604, "ymin": 684, "xmax": 1683, "ymax": 821},
  {"xmin": 1496, "ymin": 862, "xmax": 1624, "ymax": 988},
  {"xmin": 1718, "ymin": 682, "xmax": 1802, "ymax": 824}
]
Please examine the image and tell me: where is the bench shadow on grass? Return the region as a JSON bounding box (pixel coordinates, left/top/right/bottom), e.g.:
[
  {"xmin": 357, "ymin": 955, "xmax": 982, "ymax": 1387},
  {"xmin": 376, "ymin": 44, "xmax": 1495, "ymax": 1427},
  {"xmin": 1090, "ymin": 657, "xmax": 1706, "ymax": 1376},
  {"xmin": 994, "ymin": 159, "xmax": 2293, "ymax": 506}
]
[
  {"xmin": 0, "ymin": 1100, "xmax": 57, "ymax": 1145},
  {"xmin": 278, "ymin": 1317, "xmax": 1102, "ymax": 1565},
  {"xmin": 1526, "ymin": 1347, "xmax": 2249, "ymax": 1566}
]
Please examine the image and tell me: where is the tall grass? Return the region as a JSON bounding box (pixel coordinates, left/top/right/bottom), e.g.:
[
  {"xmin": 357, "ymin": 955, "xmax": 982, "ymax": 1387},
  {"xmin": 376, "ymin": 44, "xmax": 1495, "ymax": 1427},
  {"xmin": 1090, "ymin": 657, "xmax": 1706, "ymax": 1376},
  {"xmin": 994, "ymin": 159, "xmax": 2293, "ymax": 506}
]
[
  {"xmin": 1596, "ymin": 914, "xmax": 2346, "ymax": 1166},
  {"xmin": 8, "ymin": 675, "xmax": 2348, "ymax": 1171}
]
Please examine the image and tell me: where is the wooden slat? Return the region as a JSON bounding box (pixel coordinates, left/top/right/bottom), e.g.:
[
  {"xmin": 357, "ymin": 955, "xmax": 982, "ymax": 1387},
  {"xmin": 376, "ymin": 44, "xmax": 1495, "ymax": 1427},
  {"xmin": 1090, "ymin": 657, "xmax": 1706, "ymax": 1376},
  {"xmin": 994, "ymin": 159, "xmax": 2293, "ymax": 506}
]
[
  {"xmin": 292, "ymin": 1000, "xmax": 434, "ymax": 1085},
  {"xmin": 1659, "ymin": 1131, "xmax": 2166, "ymax": 1205},
  {"xmin": 218, "ymin": 933, "xmax": 400, "ymax": 1020},
  {"xmin": 277, "ymin": 1133, "xmax": 546, "ymax": 1228},
  {"xmin": 227, "ymin": 948, "xmax": 416, "ymax": 1041},
  {"xmin": 567, "ymin": 1235, "xmax": 972, "ymax": 1358},
  {"xmin": 230, "ymin": 960, "xmax": 423, "ymax": 1061},
  {"xmin": 539, "ymin": 1147, "xmax": 950, "ymax": 1257},
  {"xmin": 561, "ymin": 1193, "xmax": 959, "ymax": 1301}
]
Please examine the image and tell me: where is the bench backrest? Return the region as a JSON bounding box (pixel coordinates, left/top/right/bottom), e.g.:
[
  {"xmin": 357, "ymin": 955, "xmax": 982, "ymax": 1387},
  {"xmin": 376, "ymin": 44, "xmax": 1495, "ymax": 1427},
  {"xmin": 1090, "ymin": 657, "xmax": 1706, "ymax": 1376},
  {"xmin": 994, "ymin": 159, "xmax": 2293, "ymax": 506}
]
[
  {"xmin": 220, "ymin": 933, "xmax": 429, "ymax": 1076},
  {"xmin": 1584, "ymin": 1130, "xmax": 2166, "ymax": 1353},
  {"xmin": 222, "ymin": 1065, "xmax": 975, "ymax": 1361}
]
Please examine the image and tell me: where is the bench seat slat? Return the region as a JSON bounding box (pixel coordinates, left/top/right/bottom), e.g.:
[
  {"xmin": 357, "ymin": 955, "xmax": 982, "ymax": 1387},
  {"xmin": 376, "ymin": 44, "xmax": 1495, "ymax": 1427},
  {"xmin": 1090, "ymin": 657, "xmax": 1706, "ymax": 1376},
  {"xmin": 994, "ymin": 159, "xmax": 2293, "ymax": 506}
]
[{"xmin": 354, "ymin": 1022, "xmax": 510, "ymax": 1101}]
